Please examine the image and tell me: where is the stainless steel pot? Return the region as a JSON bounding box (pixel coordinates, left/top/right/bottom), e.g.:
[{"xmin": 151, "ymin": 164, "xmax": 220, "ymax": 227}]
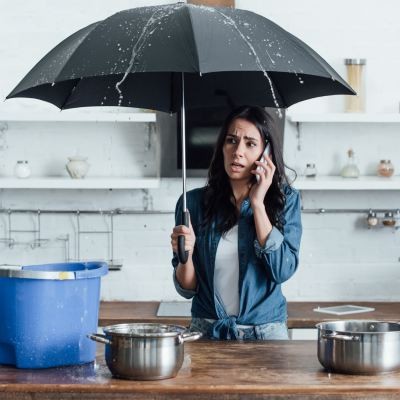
[
  {"xmin": 89, "ymin": 323, "xmax": 202, "ymax": 380},
  {"xmin": 316, "ymin": 320, "xmax": 400, "ymax": 374}
]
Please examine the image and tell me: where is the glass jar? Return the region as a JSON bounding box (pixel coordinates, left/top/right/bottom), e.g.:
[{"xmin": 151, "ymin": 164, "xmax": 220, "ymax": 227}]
[
  {"xmin": 14, "ymin": 160, "xmax": 31, "ymax": 179},
  {"xmin": 345, "ymin": 58, "xmax": 366, "ymax": 113},
  {"xmin": 366, "ymin": 210, "xmax": 378, "ymax": 228},
  {"xmin": 304, "ymin": 163, "xmax": 317, "ymax": 178},
  {"xmin": 394, "ymin": 210, "xmax": 400, "ymax": 229},
  {"xmin": 377, "ymin": 160, "xmax": 394, "ymax": 177},
  {"xmin": 340, "ymin": 149, "xmax": 360, "ymax": 178},
  {"xmin": 382, "ymin": 212, "xmax": 396, "ymax": 227}
]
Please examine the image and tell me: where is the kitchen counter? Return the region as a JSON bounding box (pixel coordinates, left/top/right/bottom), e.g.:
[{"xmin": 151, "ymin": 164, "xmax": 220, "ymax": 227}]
[
  {"xmin": 99, "ymin": 301, "xmax": 400, "ymax": 328},
  {"xmin": 1, "ymin": 341, "xmax": 400, "ymax": 399}
]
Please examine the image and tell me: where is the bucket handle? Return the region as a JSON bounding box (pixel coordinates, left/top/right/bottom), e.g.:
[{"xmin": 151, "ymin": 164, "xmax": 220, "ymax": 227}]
[
  {"xmin": 179, "ymin": 331, "xmax": 202, "ymax": 343},
  {"xmin": 321, "ymin": 332, "xmax": 360, "ymax": 341},
  {"xmin": 87, "ymin": 333, "xmax": 112, "ymax": 345}
]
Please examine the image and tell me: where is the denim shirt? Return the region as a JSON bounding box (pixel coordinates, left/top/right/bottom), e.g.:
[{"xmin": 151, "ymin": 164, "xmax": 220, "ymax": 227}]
[{"xmin": 171, "ymin": 184, "xmax": 302, "ymax": 340}]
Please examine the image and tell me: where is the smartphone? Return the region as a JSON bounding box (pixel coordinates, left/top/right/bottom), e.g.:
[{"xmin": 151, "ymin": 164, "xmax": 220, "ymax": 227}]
[{"xmin": 256, "ymin": 143, "xmax": 271, "ymax": 183}]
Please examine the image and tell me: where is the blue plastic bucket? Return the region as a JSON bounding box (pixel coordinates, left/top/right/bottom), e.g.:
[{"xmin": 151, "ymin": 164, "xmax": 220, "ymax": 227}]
[{"xmin": 0, "ymin": 261, "xmax": 108, "ymax": 369}]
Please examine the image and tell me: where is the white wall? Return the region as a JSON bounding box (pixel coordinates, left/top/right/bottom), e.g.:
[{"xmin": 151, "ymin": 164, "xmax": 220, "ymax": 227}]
[{"xmin": 1, "ymin": 0, "xmax": 400, "ymax": 301}]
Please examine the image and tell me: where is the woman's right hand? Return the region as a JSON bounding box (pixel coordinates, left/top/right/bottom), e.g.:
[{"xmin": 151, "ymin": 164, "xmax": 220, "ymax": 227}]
[{"xmin": 170, "ymin": 217, "xmax": 196, "ymax": 259}]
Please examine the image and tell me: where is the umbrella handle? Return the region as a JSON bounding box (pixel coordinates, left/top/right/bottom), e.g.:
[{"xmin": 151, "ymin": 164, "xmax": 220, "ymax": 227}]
[{"xmin": 178, "ymin": 210, "xmax": 189, "ymax": 264}]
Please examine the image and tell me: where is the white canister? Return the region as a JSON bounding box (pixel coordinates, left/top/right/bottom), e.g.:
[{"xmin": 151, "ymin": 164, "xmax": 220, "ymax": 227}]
[
  {"xmin": 14, "ymin": 161, "xmax": 31, "ymax": 178},
  {"xmin": 66, "ymin": 156, "xmax": 90, "ymax": 179}
]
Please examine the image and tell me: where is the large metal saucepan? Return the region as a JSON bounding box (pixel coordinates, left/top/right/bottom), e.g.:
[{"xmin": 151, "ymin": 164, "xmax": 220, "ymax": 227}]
[
  {"xmin": 89, "ymin": 323, "xmax": 201, "ymax": 380},
  {"xmin": 316, "ymin": 320, "xmax": 400, "ymax": 374}
]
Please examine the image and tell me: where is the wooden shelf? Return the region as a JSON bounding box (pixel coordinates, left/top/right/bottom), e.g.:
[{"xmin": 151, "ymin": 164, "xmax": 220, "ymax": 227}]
[
  {"xmin": 287, "ymin": 113, "xmax": 400, "ymax": 123},
  {"xmin": 293, "ymin": 175, "xmax": 400, "ymax": 190},
  {"xmin": 0, "ymin": 112, "xmax": 156, "ymax": 123},
  {"xmin": 0, "ymin": 177, "xmax": 160, "ymax": 189}
]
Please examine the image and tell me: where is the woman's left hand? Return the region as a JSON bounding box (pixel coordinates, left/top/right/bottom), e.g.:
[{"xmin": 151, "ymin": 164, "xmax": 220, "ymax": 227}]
[{"xmin": 249, "ymin": 154, "xmax": 276, "ymax": 207}]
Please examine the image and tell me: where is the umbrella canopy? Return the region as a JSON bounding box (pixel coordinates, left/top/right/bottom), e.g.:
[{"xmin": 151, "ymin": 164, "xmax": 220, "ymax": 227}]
[
  {"xmin": 7, "ymin": 3, "xmax": 354, "ymax": 111},
  {"xmin": 6, "ymin": 3, "xmax": 354, "ymax": 263}
]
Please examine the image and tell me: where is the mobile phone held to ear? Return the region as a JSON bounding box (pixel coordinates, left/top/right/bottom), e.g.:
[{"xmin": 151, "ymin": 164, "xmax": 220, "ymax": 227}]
[{"xmin": 256, "ymin": 143, "xmax": 271, "ymax": 183}]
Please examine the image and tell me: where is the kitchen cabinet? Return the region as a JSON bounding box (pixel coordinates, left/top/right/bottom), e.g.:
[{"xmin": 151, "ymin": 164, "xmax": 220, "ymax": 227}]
[
  {"xmin": 287, "ymin": 113, "xmax": 400, "ymax": 191},
  {"xmin": 1, "ymin": 340, "xmax": 400, "ymax": 399}
]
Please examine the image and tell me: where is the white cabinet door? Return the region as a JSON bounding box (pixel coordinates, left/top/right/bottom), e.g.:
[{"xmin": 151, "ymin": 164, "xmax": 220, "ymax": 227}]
[{"xmin": 289, "ymin": 329, "xmax": 318, "ymax": 340}]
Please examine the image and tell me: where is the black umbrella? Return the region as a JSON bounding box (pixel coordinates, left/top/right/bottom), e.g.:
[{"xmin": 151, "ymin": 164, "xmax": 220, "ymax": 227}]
[{"xmin": 7, "ymin": 3, "xmax": 354, "ymax": 263}]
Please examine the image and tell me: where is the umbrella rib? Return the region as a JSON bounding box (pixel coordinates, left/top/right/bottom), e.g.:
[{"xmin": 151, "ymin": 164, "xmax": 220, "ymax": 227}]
[
  {"xmin": 58, "ymin": 78, "xmax": 81, "ymax": 110},
  {"xmin": 285, "ymin": 31, "xmax": 348, "ymax": 87},
  {"xmin": 184, "ymin": 6, "xmax": 201, "ymax": 72},
  {"xmin": 53, "ymin": 21, "xmax": 101, "ymax": 108}
]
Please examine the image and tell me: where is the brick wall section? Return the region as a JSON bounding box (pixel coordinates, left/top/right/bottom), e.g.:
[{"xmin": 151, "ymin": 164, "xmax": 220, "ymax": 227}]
[{"xmin": 1, "ymin": 1, "xmax": 400, "ymax": 301}]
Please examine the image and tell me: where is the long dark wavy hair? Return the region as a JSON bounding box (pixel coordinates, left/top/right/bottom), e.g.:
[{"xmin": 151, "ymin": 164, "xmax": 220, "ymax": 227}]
[{"xmin": 202, "ymin": 105, "xmax": 296, "ymax": 235}]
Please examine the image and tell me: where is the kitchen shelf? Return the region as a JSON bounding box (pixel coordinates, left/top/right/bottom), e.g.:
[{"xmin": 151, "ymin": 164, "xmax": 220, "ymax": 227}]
[
  {"xmin": 0, "ymin": 177, "xmax": 160, "ymax": 189},
  {"xmin": 0, "ymin": 112, "xmax": 156, "ymax": 123},
  {"xmin": 287, "ymin": 113, "xmax": 400, "ymax": 123},
  {"xmin": 293, "ymin": 176, "xmax": 400, "ymax": 190}
]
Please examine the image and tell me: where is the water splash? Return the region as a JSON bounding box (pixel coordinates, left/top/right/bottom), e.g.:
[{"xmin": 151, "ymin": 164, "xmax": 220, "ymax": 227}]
[
  {"xmin": 115, "ymin": 3, "xmax": 184, "ymax": 106},
  {"xmin": 213, "ymin": 9, "xmax": 283, "ymax": 118}
]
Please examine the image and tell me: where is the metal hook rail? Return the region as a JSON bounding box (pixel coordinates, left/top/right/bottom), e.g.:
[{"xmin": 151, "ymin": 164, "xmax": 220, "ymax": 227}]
[
  {"xmin": 0, "ymin": 209, "xmax": 173, "ymax": 215},
  {"xmin": 0, "ymin": 208, "xmax": 173, "ymax": 269},
  {"xmin": 1, "ymin": 206, "xmax": 398, "ymax": 255},
  {"xmin": 1, "ymin": 206, "xmax": 399, "ymax": 218},
  {"xmin": 75, "ymin": 210, "xmax": 122, "ymax": 270},
  {"xmin": 0, "ymin": 210, "xmax": 49, "ymax": 249},
  {"xmin": 301, "ymin": 208, "xmax": 400, "ymax": 214}
]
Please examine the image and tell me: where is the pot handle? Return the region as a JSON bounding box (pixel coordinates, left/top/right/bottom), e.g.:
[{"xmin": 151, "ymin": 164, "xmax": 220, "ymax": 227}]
[
  {"xmin": 321, "ymin": 332, "xmax": 360, "ymax": 341},
  {"xmin": 87, "ymin": 333, "xmax": 112, "ymax": 345},
  {"xmin": 180, "ymin": 331, "xmax": 202, "ymax": 343}
]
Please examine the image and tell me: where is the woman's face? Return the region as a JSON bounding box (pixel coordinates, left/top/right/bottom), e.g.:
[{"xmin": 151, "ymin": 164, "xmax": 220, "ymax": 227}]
[{"xmin": 222, "ymin": 118, "xmax": 264, "ymax": 183}]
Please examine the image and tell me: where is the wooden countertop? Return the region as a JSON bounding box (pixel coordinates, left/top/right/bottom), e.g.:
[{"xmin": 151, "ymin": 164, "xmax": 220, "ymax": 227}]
[
  {"xmin": 1, "ymin": 341, "xmax": 400, "ymax": 399},
  {"xmin": 99, "ymin": 301, "xmax": 400, "ymax": 328}
]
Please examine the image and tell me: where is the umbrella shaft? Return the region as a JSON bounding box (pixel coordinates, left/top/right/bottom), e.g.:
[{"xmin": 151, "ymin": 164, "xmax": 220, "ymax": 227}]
[{"xmin": 181, "ymin": 72, "xmax": 187, "ymax": 211}]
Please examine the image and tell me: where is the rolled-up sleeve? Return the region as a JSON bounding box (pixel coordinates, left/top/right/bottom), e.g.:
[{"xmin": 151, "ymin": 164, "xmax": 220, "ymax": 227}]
[
  {"xmin": 253, "ymin": 189, "xmax": 302, "ymax": 283},
  {"xmin": 171, "ymin": 195, "xmax": 197, "ymax": 299},
  {"xmin": 172, "ymin": 267, "xmax": 197, "ymax": 299}
]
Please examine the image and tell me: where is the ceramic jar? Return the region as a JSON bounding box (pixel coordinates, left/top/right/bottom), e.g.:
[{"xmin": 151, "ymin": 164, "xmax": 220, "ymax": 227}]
[
  {"xmin": 66, "ymin": 156, "xmax": 90, "ymax": 179},
  {"xmin": 14, "ymin": 160, "xmax": 31, "ymax": 178}
]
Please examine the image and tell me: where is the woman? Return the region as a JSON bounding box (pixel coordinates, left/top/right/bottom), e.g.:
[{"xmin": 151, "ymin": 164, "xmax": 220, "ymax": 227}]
[{"xmin": 170, "ymin": 105, "xmax": 302, "ymax": 340}]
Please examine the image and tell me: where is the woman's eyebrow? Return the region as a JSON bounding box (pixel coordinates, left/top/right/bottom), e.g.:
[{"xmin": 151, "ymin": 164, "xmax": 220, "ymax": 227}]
[
  {"xmin": 227, "ymin": 133, "xmax": 258, "ymax": 141},
  {"xmin": 244, "ymin": 136, "xmax": 258, "ymax": 141}
]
